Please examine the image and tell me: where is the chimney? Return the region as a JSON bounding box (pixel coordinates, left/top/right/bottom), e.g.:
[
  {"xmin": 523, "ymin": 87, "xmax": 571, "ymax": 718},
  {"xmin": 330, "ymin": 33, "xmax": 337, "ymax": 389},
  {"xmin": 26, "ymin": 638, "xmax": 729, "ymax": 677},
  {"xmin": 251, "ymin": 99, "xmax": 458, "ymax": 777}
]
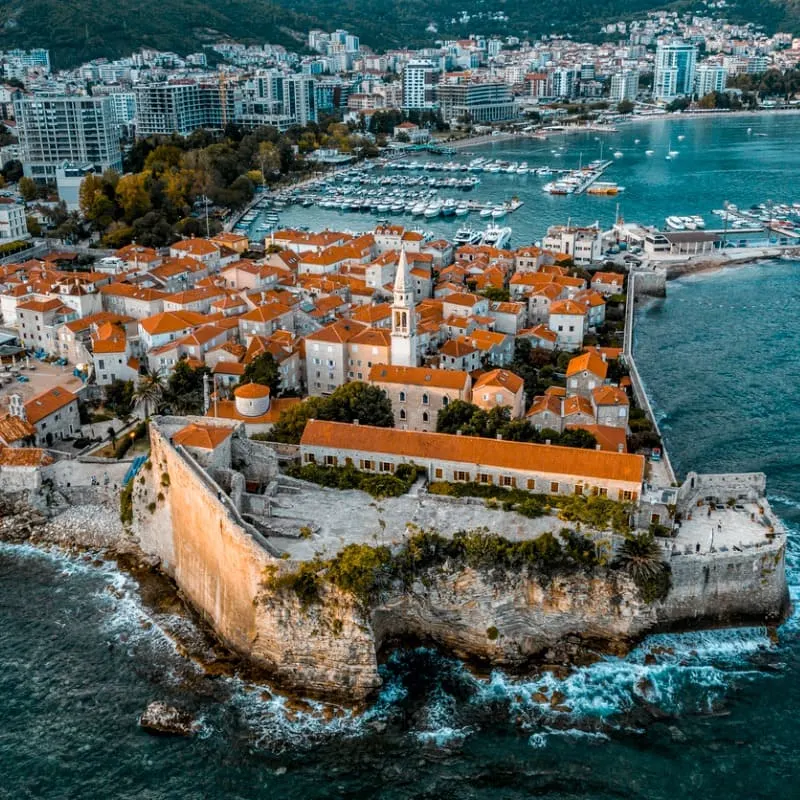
[
  {"xmin": 353, "ymin": 419, "xmax": 359, "ymax": 426},
  {"xmin": 496, "ymin": 433, "xmax": 503, "ymax": 440},
  {"xmin": 596, "ymin": 444, "xmax": 602, "ymax": 451},
  {"xmin": 618, "ymin": 444, "xmax": 624, "ymax": 453},
  {"xmin": 456, "ymin": 429, "xmax": 462, "ymax": 436},
  {"xmin": 545, "ymin": 439, "xmax": 551, "ymax": 445}
]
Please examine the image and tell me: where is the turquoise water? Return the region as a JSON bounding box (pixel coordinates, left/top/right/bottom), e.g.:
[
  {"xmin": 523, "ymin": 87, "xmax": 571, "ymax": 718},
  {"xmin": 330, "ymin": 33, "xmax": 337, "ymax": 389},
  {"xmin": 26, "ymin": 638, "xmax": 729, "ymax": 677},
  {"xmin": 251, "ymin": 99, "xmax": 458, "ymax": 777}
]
[
  {"xmin": 272, "ymin": 113, "xmax": 800, "ymax": 242},
  {"xmin": 2, "ymin": 116, "xmax": 800, "ymax": 797}
]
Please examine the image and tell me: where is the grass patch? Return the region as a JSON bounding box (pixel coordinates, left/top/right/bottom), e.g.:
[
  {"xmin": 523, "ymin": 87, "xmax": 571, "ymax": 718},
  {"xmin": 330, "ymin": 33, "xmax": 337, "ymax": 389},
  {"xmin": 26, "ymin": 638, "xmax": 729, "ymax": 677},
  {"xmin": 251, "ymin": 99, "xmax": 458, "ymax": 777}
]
[{"xmin": 286, "ymin": 462, "xmax": 423, "ymax": 499}]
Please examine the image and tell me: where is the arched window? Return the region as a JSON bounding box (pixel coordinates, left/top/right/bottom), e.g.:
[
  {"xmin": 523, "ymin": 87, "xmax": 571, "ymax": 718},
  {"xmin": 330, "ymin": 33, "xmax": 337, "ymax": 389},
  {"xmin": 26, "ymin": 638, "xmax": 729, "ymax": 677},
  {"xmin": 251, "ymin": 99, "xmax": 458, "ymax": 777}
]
[
  {"xmin": 399, "ymin": 409, "xmax": 406, "ymax": 420},
  {"xmin": 399, "ymin": 391, "xmax": 406, "ymax": 402},
  {"xmin": 442, "ymin": 396, "xmax": 449, "ymax": 407},
  {"xmin": 422, "ymin": 412, "xmax": 429, "ymax": 423},
  {"xmin": 422, "ymin": 393, "xmax": 429, "ymax": 405}
]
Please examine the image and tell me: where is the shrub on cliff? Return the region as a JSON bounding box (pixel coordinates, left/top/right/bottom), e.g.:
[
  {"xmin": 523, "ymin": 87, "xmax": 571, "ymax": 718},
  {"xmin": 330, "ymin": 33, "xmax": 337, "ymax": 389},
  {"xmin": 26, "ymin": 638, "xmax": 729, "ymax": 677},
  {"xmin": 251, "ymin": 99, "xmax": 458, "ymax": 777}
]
[
  {"xmin": 613, "ymin": 532, "xmax": 671, "ymax": 603},
  {"xmin": 286, "ymin": 462, "xmax": 422, "ymax": 499},
  {"xmin": 119, "ymin": 480, "xmax": 134, "ymax": 525}
]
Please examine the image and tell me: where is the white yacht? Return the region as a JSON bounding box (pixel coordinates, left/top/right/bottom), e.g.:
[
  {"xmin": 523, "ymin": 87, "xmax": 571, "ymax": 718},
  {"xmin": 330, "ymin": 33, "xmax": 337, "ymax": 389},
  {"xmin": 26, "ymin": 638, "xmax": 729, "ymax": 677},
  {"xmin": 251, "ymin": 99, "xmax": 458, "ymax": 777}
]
[
  {"xmin": 454, "ymin": 226, "xmax": 482, "ymax": 245},
  {"xmin": 480, "ymin": 225, "xmax": 512, "ymax": 248}
]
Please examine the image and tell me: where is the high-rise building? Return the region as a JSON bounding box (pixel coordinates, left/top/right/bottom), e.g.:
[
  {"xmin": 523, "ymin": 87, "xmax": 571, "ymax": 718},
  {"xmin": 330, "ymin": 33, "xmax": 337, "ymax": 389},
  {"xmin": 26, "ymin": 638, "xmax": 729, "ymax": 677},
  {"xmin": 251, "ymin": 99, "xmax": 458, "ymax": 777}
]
[
  {"xmin": 694, "ymin": 65, "xmax": 727, "ymax": 97},
  {"xmin": 653, "ymin": 40, "xmax": 697, "ymax": 100},
  {"xmin": 14, "ymin": 95, "xmax": 122, "ymax": 179},
  {"xmin": 402, "ymin": 60, "xmax": 439, "ymax": 110},
  {"xmin": 610, "ymin": 70, "xmax": 639, "ymax": 103},
  {"xmin": 234, "ymin": 72, "xmax": 317, "ymax": 131},
  {"xmin": 549, "ymin": 68, "xmax": 578, "ymax": 99},
  {"xmin": 134, "ymin": 80, "xmax": 234, "ymax": 137}
]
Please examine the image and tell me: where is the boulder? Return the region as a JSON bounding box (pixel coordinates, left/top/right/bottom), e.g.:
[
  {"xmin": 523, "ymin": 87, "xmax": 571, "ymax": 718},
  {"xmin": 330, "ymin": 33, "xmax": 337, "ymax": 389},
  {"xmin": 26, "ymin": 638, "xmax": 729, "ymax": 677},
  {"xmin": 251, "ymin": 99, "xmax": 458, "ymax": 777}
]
[{"xmin": 139, "ymin": 701, "xmax": 197, "ymax": 736}]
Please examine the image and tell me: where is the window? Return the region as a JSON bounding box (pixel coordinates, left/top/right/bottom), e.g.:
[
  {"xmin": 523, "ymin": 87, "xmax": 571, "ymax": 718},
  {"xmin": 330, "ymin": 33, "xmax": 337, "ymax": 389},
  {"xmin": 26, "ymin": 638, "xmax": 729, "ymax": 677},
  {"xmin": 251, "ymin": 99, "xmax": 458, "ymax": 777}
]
[
  {"xmin": 478, "ymin": 473, "xmax": 492, "ymax": 485},
  {"xmin": 599, "ymin": 488, "xmax": 608, "ymax": 497},
  {"xmin": 325, "ymin": 455, "xmax": 337, "ymax": 467},
  {"xmin": 442, "ymin": 396, "xmax": 449, "ymax": 407},
  {"xmin": 500, "ymin": 476, "xmax": 516, "ymax": 488},
  {"xmin": 380, "ymin": 462, "xmax": 394, "ymax": 473},
  {"xmin": 305, "ymin": 453, "xmax": 316, "ymax": 464},
  {"xmin": 618, "ymin": 407, "xmax": 626, "ymax": 417},
  {"xmin": 399, "ymin": 391, "xmax": 406, "ymax": 402},
  {"xmin": 360, "ymin": 459, "xmax": 375, "ymax": 471},
  {"xmin": 98, "ymin": 359, "xmax": 105, "ymax": 369},
  {"xmin": 399, "ymin": 409, "xmax": 406, "ymax": 420},
  {"xmin": 527, "ymin": 479, "xmax": 536, "ymax": 490},
  {"xmin": 422, "ymin": 412, "xmax": 429, "ymax": 423},
  {"xmin": 422, "ymin": 393, "xmax": 429, "ymax": 405},
  {"xmin": 575, "ymin": 485, "xmax": 583, "ymax": 496},
  {"xmin": 435, "ymin": 468, "xmax": 443, "ymax": 479},
  {"xmin": 454, "ymin": 470, "xmax": 470, "ymax": 482},
  {"xmin": 550, "ymin": 481, "xmax": 559, "ymax": 493}
]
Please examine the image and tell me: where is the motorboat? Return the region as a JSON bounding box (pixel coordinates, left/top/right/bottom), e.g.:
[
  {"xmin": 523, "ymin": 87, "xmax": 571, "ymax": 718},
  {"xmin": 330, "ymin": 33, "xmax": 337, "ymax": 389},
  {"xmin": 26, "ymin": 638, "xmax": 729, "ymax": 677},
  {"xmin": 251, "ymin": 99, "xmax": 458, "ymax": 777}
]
[
  {"xmin": 454, "ymin": 226, "xmax": 482, "ymax": 245},
  {"xmin": 480, "ymin": 224, "xmax": 512, "ymax": 248}
]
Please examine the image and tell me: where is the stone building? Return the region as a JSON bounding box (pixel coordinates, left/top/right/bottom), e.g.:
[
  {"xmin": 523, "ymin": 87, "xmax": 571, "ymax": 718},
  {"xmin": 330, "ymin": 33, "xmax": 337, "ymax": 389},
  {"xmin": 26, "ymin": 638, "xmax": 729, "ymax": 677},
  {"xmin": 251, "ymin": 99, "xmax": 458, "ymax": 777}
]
[
  {"xmin": 9, "ymin": 385, "xmax": 79, "ymax": 447},
  {"xmin": 368, "ymin": 364, "xmax": 471, "ymax": 432},
  {"xmin": 300, "ymin": 420, "xmax": 644, "ymax": 502}
]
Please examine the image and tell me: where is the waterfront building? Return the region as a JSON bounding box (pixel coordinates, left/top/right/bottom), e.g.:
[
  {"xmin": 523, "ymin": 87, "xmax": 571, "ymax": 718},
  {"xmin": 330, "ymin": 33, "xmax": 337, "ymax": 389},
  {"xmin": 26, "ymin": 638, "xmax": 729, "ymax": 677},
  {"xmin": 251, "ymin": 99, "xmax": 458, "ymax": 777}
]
[
  {"xmin": 14, "ymin": 94, "xmax": 123, "ymax": 179},
  {"xmin": 653, "ymin": 40, "xmax": 697, "ymax": 100},
  {"xmin": 402, "ymin": 60, "xmax": 439, "ymax": 110},
  {"xmin": 610, "ymin": 70, "xmax": 639, "ymax": 103},
  {"xmin": 300, "ymin": 420, "xmax": 645, "ymax": 501},
  {"xmin": 548, "ymin": 68, "xmax": 578, "ymax": 99},
  {"xmin": 542, "ymin": 225, "xmax": 603, "ymax": 265},
  {"xmin": 694, "ymin": 64, "xmax": 727, "ymax": 97},
  {"xmin": 434, "ymin": 81, "xmax": 517, "ymax": 124}
]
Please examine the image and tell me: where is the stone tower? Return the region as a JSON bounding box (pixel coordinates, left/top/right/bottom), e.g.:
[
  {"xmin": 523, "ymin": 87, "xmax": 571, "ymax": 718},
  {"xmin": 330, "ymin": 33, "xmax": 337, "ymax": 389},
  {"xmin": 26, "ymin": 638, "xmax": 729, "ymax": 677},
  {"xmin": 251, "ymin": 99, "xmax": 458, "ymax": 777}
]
[{"xmin": 390, "ymin": 248, "xmax": 418, "ymax": 367}]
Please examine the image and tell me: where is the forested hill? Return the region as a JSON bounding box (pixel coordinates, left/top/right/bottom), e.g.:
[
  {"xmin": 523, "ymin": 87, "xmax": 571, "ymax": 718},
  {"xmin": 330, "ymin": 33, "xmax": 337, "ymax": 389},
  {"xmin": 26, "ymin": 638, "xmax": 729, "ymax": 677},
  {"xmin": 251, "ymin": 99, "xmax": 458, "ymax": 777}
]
[{"xmin": 0, "ymin": 0, "xmax": 798, "ymax": 68}]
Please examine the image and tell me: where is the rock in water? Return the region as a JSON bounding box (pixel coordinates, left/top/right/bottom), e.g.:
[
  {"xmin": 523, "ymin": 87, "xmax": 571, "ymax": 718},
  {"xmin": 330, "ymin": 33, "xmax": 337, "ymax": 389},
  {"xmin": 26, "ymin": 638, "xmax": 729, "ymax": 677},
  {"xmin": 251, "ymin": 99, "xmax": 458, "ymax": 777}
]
[{"xmin": 139, "ymin": 701, "xmax": 197, "ymax": 736}]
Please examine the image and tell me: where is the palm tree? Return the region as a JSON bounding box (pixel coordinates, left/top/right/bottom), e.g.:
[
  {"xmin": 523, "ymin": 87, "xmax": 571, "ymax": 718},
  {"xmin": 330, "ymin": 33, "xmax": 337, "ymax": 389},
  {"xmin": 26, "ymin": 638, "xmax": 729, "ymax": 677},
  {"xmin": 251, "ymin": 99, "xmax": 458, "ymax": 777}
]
[
  {"xmin": 133, "ymin": 367, "xmax": 165, "ymax": 419},
  {"xmin": 613, "ymin": 532, "xmax": 671, "ymax": 602}
]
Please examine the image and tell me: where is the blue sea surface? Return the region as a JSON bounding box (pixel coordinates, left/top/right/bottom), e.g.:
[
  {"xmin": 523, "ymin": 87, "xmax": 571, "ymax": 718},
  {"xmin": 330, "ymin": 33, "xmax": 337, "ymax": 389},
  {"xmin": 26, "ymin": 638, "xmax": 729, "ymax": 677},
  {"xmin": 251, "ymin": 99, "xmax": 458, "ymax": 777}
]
[{"xmin": 2, "ymin": 119, "xmax": 800, "ymax": 798}]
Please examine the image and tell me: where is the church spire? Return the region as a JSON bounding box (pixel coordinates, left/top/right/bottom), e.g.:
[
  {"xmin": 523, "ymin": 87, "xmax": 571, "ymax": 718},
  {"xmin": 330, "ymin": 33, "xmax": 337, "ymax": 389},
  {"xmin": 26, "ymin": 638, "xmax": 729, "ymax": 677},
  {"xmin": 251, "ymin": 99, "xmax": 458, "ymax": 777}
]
[
  {"xmin": 393, "ymin": 247, "xmax": 411, "ymax": 302},
  {"xmin": 390, "ymin": 247, "xmax": 418, "ymax": 367}
]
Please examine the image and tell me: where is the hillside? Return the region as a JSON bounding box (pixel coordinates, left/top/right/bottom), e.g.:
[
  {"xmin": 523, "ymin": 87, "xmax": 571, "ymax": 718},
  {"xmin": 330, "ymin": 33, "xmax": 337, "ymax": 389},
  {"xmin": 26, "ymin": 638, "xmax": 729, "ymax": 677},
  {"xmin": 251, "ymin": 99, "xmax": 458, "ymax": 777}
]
[{"xmin": 0, "ymin": 0, "xmax": 798, "ymax": 68}]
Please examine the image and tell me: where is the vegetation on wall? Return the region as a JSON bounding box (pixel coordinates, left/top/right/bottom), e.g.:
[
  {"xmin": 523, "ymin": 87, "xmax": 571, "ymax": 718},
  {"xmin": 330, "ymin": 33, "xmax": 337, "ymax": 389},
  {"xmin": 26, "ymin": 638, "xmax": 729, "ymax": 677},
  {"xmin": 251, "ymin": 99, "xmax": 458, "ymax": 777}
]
[{"xmin": 264, "ymin": 523, "xmax": 669, "ymax": 613}]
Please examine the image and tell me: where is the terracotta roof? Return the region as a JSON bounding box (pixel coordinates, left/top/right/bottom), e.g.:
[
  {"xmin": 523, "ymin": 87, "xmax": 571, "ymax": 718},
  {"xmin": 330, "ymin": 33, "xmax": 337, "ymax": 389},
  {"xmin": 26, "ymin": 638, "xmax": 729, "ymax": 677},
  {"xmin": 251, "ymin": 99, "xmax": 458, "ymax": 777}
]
[
  {"xmin": 305, "ymin": 319, "xmax": 367, "ymax": 344},
  {"xmin": 520, "ymin": 324, "xmax": 558, "ymax": 343},
  {"xmin": 240, "ymin": 303, "xmax": 292, "ymax": 324},
  {"xmin": 301, "ymin": 421, "xmax": 644, "ymax": 485},
  {"xmin": 92, "ymin": 323, "xmax": 127, "ymax": 354},
  {"xmin": 473, "ymin": 369, "xmax": 524, "ymax": 394},
  {"xmin": 592, "ymin": 386, "xmax": 629, "ymax": 406},
  {"xmin": 173, "ymin": 422, "xmax": 234, "ymax": 450},
  {"xmin": 563, "ymin": 395, "xmax": 595, "ymax": 417},
  {"xmin": 566, "ymin": 351, "xmax": 608, "ymax": 379},
  {"xmin": 350, "ymin": 303, "xmax": 391, "ymax": 324},
  {"xmin": 17, "ymin": 298, "xmax": 67, "ymax": 313},
  {"xmin": 369, "ymin": 364, "xmax": 470, "ymax": 390},
  {"xmin": 440, "ymin": 338, "xmax": 477, "ymax": 358},
  {"xmin": 213, "ymin": 361, "xmax": 246, "ymax": 376},
  {"xmin": 139, "ymin": 310, "xmax": 206, "ymax": 336},
  {"xmin": 583, "ymin": 346, "xmax": 622, "ymax": 361},
  {"xmin": 170, "ymin": 238, "xmax": 220, "ymax": 257},
  {"xmin": 549, "ymin": 299, "xmax": 586, "ymax": 316},
  {"xmin": 526, "ymin": 394, "xmax": 562, "ymax": 418},
  {"xmin": 24, "ymin": 386, "xmax": 76, "ymax": 424},
  {"xmin": 0, "ymin": 446, "xmax": 52, "ymax": 466},
  {"xmin": 0, "ymin": 414, "xmax": 36, "ymax": 444},
  {"xmin": 100, "ymin": 283, "xmax": 167, "ymax": 302},
  {"xmin": 566, "ymin": 424, "xmax": 627, "ymax": 453},
  {"xmin": 234, "ymin": 382, "xmax": 271, "ymax": 399}
]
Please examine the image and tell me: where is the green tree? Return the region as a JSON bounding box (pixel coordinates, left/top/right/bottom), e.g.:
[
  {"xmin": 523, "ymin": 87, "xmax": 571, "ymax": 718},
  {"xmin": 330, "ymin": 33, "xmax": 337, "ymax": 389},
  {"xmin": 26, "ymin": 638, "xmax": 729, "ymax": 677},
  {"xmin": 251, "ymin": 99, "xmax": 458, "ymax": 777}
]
[
  {"xmin": 240, "ymin": 352, "xmax": 281, "ymax": 395},
  {"xmin": 105, "ymin": 379, "xmax": 135, "ymax": 418},
  {"xmin": 165, "ymin": 359, "xmax": 209, "ymax": 414},
  {"xmin": 270, "ymin": 382, "xmax": 393, "ymax": 443},
  {"xmin": 617, "ymin": 99, "xmax": 635, "ymax": 114},
  {"xmin": 613, "ymin": 532, "xmax": 671, "ymax": 602},
  {"xmin": 18, "ymin": 176, "xmax": 37, "ymax": 202},
  {"xmin": 133, "ymin": 367, "xmax": 165, "ymax": 418}
]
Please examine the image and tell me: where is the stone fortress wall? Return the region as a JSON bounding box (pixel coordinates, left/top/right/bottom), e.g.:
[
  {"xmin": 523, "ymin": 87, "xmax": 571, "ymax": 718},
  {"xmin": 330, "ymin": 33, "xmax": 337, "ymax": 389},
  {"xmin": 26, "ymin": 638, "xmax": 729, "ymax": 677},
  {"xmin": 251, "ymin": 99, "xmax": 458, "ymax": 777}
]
[{"xmin": 126, "ymin": 418, "xmax": 789, "ymax": 703}]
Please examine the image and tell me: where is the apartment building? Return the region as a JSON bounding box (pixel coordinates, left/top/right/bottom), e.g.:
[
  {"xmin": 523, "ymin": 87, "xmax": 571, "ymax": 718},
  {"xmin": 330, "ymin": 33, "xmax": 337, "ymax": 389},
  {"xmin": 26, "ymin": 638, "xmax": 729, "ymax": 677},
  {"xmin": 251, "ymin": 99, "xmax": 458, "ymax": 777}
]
[
  {"xmin": 134, "ymin": 79, "xmax": 234, "ymax": 136},
  {"xmin": 14, "ymin": 94, "xmax": 123, "ymax": 179},
  {"xmin": 435, "ymin": 81, "xmax": 517, "ymax": 124},
  {"xmin": 234, "ymin": 71, "xmax": 318, "ymax": 130}
]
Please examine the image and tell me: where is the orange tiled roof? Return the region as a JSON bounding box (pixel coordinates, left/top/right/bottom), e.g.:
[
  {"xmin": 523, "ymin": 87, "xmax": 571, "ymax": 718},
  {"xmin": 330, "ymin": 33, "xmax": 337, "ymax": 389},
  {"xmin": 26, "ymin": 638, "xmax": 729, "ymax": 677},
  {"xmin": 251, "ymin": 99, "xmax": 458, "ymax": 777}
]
[
  {"xmin": 566, "ymin": 351, "xmax": 608, "ymax": 379},
  {"xmin": 301, "ymin": 420, "xmax": 644, "ymax": 484},
  {"xmin": 473, "ymin": 368, "xmax": 524, "ymax": 394},
  {"xmin": 234, "ymin": 382, "xmax": 271, "ymax": 399},
  {"xmin": 592, "ymin": 386, "xmax": 629, "ymax": 406},
  {"xmin": 24, "ymin": 386, "xmax": 76, "ymax": 424},
  {"xmin": 0, "ymin": 414, "xmax": 36, "ymax": 444},
  {"xmin": 566, "ymin": 424, "xmax": 627, "ymax": 453},
  {"xmin": 0, "ymin": 446, "xmax": 52, "ymax": 466},
  {"xmin": 369, "ymin": 364, "xmax": 470, "ymax": 390},
  {"xmin": 139, "ymin": 310, "xmax": 206, "ymax": 335},
  {"xmin": 173, "ymin": 422, "xmax": 234, "ymax": 450}
]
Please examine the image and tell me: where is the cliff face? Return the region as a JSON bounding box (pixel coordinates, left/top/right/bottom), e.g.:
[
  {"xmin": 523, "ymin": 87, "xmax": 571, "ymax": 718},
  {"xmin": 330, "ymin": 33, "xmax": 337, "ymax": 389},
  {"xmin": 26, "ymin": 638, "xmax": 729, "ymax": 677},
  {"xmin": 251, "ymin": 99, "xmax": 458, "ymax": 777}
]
[
  {"xmin": 371, "ymin": 569, "xmax": 649, "ymax": 668},
  {"xmin": 134, "ymin": 422, "xmax": 789, "ymax": 704}
]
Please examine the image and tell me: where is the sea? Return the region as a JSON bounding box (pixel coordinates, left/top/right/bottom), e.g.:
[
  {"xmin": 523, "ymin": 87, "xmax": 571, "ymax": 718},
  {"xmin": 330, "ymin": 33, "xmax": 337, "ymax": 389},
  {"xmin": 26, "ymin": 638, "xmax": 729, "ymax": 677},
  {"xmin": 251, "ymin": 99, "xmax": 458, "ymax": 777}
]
[{"xmin": 2, "ymin": 115, "xmax": 800, "ymax": 798}]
